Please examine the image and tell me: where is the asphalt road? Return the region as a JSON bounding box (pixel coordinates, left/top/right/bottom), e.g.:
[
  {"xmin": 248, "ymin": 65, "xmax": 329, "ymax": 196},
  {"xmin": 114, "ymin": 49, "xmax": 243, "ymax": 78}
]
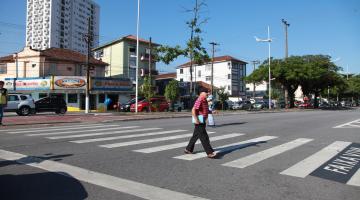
[{"xmin": 0, "ymin": 109, "xmax": 359, "ymax": 200}]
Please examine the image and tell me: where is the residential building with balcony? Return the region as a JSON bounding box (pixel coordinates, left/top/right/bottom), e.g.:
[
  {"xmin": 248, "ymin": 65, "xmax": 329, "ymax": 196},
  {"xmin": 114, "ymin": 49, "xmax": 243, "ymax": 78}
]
[
  {"xmin": 176, "ymin": 55, "xmax": 247, "ymax": 97},
  {"xmin": 26, "ymin": 0, "xmax": 100, "ymax": 54},
  {"xmin": 93, "ymin": 35, "xmax": 159, "ymax": 83}
]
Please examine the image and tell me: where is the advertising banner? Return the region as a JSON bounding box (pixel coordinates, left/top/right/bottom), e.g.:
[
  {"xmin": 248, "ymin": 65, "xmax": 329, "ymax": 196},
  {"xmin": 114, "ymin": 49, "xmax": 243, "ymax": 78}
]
[
  {"xmin": 54, "ymin": 76, "xmax": 86, "ymax": 90},
  {"xmin": 4, "ymin": 77, "xmax": 51, "ymax": 91},
  {"xmin": 92, "ymin": 77, "xmax": 133, "ymax": 91}
]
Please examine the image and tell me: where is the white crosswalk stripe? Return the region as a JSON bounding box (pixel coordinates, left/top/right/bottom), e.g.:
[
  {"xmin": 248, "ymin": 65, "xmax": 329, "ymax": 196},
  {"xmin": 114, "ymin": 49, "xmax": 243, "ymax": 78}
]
[
  {"xmin": 99, "ymin": 131, "xmax": 216, "ymax": 148},
  {"xmin": 173, "ymin": 136, "xmax": 277, "ymax": 160},
  {"xmin": 347, "ymin": 169, "xmax": 360, "ymax": 187},
  {"xmin": 222, "ymin": 138, "xmax": 313, "ymax": 169},
  {"xmin": 280, "ymin": 141, "xmax": 352, "ymax": 178},
  {"xmin": 27, "ymin": 126, "xmax": 139, "ymax": 137},
  {"xmin": 70, "ymin": 130, "xmax": 187, "ymax": 144},
  {"xmin": 134, "ymin": 133, "xmax": 245, "ymax": 153},
  {"xmin": 47, "ymin": 128, "xmax": 162, "ymax": 139},
  {"xmin": 8, "ymin": 124, "xmax": 121, "ymax": 134}
]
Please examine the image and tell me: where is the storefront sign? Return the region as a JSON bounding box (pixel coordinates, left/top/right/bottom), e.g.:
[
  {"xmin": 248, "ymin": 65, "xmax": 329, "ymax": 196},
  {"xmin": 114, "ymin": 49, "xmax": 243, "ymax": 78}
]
[
  {"xmin": 4, "ymin": 78, "xmax": 51, "ymax": 91},
  {"xmin": 54, "ymin": 76, "xmax": 86, "ymax": 90},
  {"xmin": 3, "ymin": 79, "xmax": 14, "ymax": 90},
  {"xmin": 92, "ymin": 77, "xmax": 133, "ymax": 91}
]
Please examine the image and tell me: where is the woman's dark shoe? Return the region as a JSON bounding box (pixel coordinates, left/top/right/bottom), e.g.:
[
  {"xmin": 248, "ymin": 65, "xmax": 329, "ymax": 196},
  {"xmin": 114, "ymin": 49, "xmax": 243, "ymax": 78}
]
[
  {"xmin": 184, "ymin": 149, "xmax": 193, "ymax": 154},
  {"xmin": 207, "ymin": 152, "xmax": 217, "ymax": 158}
]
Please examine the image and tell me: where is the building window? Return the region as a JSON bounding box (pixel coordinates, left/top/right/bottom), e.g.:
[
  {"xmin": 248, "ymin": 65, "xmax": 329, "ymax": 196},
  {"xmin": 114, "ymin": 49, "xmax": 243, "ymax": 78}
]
[
  {"xmin": 228, "ymin": 85, "xmax": 231, "ymax": 90},
  {"xmin": 205, "ymin": 76, "xmax": 211, "ymax": 81},
  {"xmin": 49, "ymin": 63, "xmax": 56, "ymax": 75},
  {"xmin": 0, "ymin": 64, "xmax": 7, "ymax": 74},
  {"xmin": 32, "ymin": 64, "xmax": 36, "ymax": 68},
  {"xmin": 68, "ymin": 93, "xmax": 78, "ymax": 103},
  {"xmin": 228, "ymin": 74, "xmax": 231, "ymax": 79},
  {"xmin": 180, "ymin": 69, "xmax": 183, "ymax": 74},
  {"xmin": 180, "ymin": 78, "xmax": 183, "ymax": 82},
  {"xmin": 198, "ymin": 70, "xmax": 201, "ymax": 77},
  {"xmin": 129, "ymin": 47, "xmax": 136, "ymax": 53}
]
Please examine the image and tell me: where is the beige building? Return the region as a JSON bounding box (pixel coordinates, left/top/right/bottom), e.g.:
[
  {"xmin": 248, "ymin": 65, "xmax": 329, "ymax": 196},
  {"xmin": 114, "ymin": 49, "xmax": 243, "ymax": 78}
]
[
  {"xmin": 0, "ymin": 46, "xmax": 106, "ymax": 79},
  {"xmin": 93, "ymin": 35, "xmax": 159, "ymax": 82}
]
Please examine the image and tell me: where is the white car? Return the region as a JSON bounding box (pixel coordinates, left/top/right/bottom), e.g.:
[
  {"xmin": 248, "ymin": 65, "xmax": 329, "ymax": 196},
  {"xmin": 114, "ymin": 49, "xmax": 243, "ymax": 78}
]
[{"xmin": 4, "ymin": 94, "xmax": 36, "ymax": 116}]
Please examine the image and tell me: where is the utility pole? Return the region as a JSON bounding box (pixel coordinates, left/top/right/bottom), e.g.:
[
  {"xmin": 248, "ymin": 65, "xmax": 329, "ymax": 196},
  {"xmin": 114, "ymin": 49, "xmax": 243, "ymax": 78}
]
[
  {"xmin": 83, "ymin": 17, "xmax": 93, "ymax": 114},
  {"xmin": 251, "ymin": 60, "xmax": 260, "ymax": 98},
  {"xmin": 282, "ymin": 19, "xmax": 290, "ymax": 58},
  {"xmin": 282, "ymin": 19, "xmax": 290, "ymax": 108},
  {"xmin": 148, "ymin": 37, "xmax": 152, "ymax": 82},
  {"xmin": 209, "ymin": 42, "xmax": 219, "ymax": 96}
]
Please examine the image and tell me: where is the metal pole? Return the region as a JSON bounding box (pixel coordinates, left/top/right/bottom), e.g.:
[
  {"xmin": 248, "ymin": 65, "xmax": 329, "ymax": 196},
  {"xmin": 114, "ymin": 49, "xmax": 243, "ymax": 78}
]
[
  {"xmin": 251, "ymin": 60, "xmax": 259, "ymax": 98},
  {"xmin": 149, "ymin": 37, "xmax": 152, "ymax": 81},
  {"xmin": 135, "ymin": 0, "xmax": 140, "ymax": 114},
  {"xmin": 15, "ymin": 53, "xmax": 18, "ymax": 78},
  {"xmin": 85, "ymin": 17, "xmax": 91, "ymax": 114},
  {"xmin": 282, "ymin": 19, "xmax": 290, "ymax": 58},
  {"xmin": 209, "ymin": 42, "xmax": 219, "ymax": 96},
  {"xmin": 268, "ymin": 26, "xmax": 271, "ymax": 110}
]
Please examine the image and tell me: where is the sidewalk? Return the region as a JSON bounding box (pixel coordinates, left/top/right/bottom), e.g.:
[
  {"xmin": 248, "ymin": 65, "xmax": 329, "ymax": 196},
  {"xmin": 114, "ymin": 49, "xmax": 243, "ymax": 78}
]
[{"xmin": 1, "ymin": 108, "xmax": 320, "ymax": 127}]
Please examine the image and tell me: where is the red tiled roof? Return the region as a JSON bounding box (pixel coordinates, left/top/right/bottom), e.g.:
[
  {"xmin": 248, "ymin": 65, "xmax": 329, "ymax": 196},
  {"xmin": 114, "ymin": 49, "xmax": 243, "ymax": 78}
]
[
  {"xmin": 124, "ymin": 35, "xmax": 159, "ymax": 46},
  {"xmin": 93, "ymin": 35, "xmax": 160, "ymax": 51},
  {"xmin": 196, "ymin": 81, "xmax": 217, "ymax": 91},
  {"xmin": 41, "ymin": 48, "xmax": 108, "ymax": 66},
  {"xmin": 178, "ymin": 55, "xmax": 247, "ymax": 68},
  {"xmin": 155, "ymin": 72, "xmax": 176, "ymax": 80},
  {"xmin": 0, "ymin": 55, "xmax": 14, "ymax": 63}
]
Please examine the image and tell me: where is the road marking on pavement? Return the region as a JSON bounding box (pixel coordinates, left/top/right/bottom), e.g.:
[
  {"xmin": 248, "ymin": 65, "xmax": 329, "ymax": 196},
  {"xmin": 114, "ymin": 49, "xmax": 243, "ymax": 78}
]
[
  {"xmin": 8, "ymin": 124, "xmax": 120, "ymax": 134},
  {"xmin": 134, "ymin": 133, "xmax": 245, "ymax": 154},
  {"xmin": 70, "ymin": 130, "xmax": 188, "ymax": 144},
  {"xmin": 99, "ymin": 131, "xmax": 216, "ymax": 148},
  {"xmin": 27, "ymin": 126, "xmax": 140, "ymax": 137},
  {"xmin": 280, "ymin": 141, "xmax": 352, "ymax": 178},
  {"xmin": 347, "ymin": 169, "xmax": 360, "ymax": 187},
  {"xmin": 0, "ymin": 149, "xmax": 209, "ymax": 200},
  {"xmin": 46, "ymin": 128, "xmax": 162, "ymax": 139},
  {"xmin": 222, "ymin": 138, "xmax": 313, "ymax": 169},
  {"xmin": 173, "ymin": 136, "xmax": 277, "ymax": 160},
  {"xmin": 333, "ymin": 118, "xmax": 360, "ymax": 128}
]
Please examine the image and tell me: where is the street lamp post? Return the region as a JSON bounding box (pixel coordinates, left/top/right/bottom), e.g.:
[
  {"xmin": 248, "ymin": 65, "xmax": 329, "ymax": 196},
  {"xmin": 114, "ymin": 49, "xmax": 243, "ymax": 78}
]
[
  {"xmin": 255, "ymin": 26, "xmax": 273, "ymax": 109},
  {"xmin": 135, "ymin": 0, "xmax": 140, "ymax": 114}
]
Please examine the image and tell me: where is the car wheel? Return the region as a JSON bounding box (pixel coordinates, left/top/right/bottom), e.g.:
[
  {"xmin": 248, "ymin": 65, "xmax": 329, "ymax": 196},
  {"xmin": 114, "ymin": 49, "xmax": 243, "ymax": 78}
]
[
  {"xmin": 19, "ymin": 106, "xmax": 31, "ymax": 116},
  {"xmin": 56, "ymin": 107, "xmax": 67, "ymax": 114}
]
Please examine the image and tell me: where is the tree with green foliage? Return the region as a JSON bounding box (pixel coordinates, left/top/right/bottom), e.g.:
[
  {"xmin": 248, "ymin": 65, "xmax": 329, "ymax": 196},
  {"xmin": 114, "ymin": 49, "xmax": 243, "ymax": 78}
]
[
  {"xmin": 165, "ymin": 80, "xmax": 180, "ymax": 111},
  {"xmin": 140, "ymin": 76, "xmax": 155, "ymax": 112},
  {"xmin": 154, "ymin": 0, "xmax": 209, "ymax": 101},
  {"xmin": 216, "ymin": 87, "xmax": 229, "ymax": 110}
]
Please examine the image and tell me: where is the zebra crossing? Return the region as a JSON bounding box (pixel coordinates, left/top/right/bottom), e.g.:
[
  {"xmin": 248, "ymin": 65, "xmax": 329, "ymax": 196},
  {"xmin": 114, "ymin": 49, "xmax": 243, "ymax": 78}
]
[
  {"xmin": 333, "ymin": 118, "xmax": 360, "ymax": 128},
  {"xmin": 3, "ymin": 123, "xmax": 360, "ymax": 187}
]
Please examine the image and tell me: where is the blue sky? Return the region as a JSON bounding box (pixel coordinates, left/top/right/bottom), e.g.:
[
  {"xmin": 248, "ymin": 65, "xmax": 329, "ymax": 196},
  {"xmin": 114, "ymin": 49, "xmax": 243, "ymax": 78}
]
[{"xmin": 0, "ymin": 0, "xmax": 359, "ymax": 75}]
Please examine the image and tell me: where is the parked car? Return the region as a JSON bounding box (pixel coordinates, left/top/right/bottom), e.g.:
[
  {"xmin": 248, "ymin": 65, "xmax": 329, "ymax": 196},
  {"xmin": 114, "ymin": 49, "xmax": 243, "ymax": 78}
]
[
  {"xmin": 231, "ymin": 101, "xmax": 242, "ymax": 110},
  {"xmin": 262, "ymin": 100, "xmax": 275, "ymax": 109},
  {"xmin": 169, "ymin": 101, "xmax": 184, "ymax": 112},
  {"xmin": 252, "ymin": 100, "xmax": 265, "ymax": 110},
  {"xmin": 4, "ymin": 93, "xmax": 35, "ymax": 116},
  {"xmin": 130, "ymin": 97, "xmax": 169, "ymax": 112},
  {"xmin": 120, "ymin": 97, "xmax": 145, "ymax": 112},
  {"xmin": 239, "ymin": 100, "xmax": 253, "ymax": 110},
  {"xmin": 35, "ymin": 95, "xmax": 67, "ymax": 114},
  {"xmin": 299, "ymin": 102, "xmax": 313, "ymax": 109}
]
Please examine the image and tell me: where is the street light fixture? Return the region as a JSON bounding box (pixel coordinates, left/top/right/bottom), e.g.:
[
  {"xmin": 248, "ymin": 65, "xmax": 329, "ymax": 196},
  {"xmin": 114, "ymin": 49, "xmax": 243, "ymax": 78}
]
[{"xmin": 255, "ymin": 26, "xmax": 273, "ymax": 109}]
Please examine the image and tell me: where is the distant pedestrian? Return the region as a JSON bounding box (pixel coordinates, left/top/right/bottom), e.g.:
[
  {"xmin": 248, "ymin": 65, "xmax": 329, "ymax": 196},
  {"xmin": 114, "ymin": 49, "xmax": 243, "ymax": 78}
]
[
  {"xmin": 0, "ymin": 81, "xmax": 8, "ymax": 126},
  {"xmin": 184, "ymin": 88, "xmax": 217, "ymax": 158},
  {"xmin": 207, "ymin": 95, "xmax": 216, "ymax": 127}
]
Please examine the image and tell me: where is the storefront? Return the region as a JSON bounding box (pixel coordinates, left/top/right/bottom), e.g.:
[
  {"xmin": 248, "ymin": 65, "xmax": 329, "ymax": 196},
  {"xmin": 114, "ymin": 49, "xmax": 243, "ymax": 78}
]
[{"xmin": 4, "ymin": 76, "xmax": 133, "ymax": 112}]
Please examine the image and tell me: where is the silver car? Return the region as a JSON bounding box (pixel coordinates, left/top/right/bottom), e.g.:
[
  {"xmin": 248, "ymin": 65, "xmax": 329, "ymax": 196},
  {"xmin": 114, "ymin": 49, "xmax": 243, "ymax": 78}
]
[{"xmin": 5, "ymin": 94, "xmax": 36, "ymax": 116}]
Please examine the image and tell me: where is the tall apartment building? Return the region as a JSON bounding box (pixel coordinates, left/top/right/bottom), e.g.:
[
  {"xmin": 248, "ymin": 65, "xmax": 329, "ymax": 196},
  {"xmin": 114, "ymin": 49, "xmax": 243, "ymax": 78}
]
[
  {"xmin": 176, "ymin": 55, "xmax": 247, "ymax": 97},
  {"xmin": 26, "ymin": 0, "xmax": 100, "ymax": 54}
]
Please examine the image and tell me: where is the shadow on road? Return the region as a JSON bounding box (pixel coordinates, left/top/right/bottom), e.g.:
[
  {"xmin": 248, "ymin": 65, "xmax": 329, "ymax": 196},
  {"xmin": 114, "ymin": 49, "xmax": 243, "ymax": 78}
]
[
  {"xmin": 213, "ymin": 141, "xmax": 267, "ymax": 159},
  {"xmin": 0, "ymin": 169, "xmax": 88, "ymax": 200},
  {"xmin": 209, "ymin": 122, "xmax": 247, "ymax": 128},
  {"xmin": 0, "ymin": 153, "xmax": 73, "ymax": 168}
]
